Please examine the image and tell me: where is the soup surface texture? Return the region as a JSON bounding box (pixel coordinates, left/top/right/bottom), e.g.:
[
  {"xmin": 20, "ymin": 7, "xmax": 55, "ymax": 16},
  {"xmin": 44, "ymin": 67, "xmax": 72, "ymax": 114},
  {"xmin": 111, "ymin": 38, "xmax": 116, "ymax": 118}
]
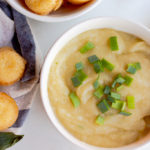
[{"xmin": 48, "ymin": 29, "xmax": 150, "ymax": 148}]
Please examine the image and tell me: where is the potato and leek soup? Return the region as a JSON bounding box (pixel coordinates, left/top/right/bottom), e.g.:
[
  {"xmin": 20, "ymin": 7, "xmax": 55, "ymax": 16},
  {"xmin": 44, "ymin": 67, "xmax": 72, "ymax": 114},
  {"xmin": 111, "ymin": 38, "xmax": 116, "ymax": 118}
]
[{"xmin": 48, "ymin": 29, "xmax": 150, "ymax": 148}]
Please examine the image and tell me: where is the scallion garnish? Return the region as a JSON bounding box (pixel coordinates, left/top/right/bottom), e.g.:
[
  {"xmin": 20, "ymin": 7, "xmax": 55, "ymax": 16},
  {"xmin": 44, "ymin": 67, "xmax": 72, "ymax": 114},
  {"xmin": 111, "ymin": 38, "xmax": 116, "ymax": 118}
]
[
  {"xmin": 116, "ymin": 85, "xmax": 124, "ymax": 92},
  {"xmin": 121, "ymin": 101, "xmax": 126, "ymax": 111},
  {"xmin": 94, "ymin": 86, "xmax": 104, "ymax": 99},
  {"xmin": 107, "ymin": 95, "xmax": 115, "ymax": 103},
  {"xmin": 80, "ymin": 42, "xmax": 95, "ymax": 53},
  {"xmin": 93, "ymin": 61, "xmax": 104, "ymax": 73},
  {"xmin": 75, "ymin": 62, "xmax": 84, "ymax": 71},
  {"xmin": 112, "ymin": 100, "xmax": 124, "ymax": 110},
  {"xmin": 126, "ymin": 62, "xmax": 141, "ymax": 74},
  {"xmin": 71, "ymin": 76, "xmax": 81, "ymax": 87},
  {"xmin": 69, "ymin": 92, "xmax": 80, "ymax": 108},
  {"xmin": 97, "ymin": 99, "xmax": 110, "ymax": 113},
  {"xmin": 110, "ymin": 92, "xmax": 121, "ymax": 99},
  {"xmin": 109, "ymin": 36, "xmax": 119, "ymax": 51},
  {"xmin": 88, "ymin": 55, "xmax": 99, "ymax": 64},
  {"xmin": 95, "ymin": 115, "xmax": 104, "ymax": 125},
  {"xmin": 101, "ymin": 59, "xmax": 115, "ymax": 71},
  {"xmin": 104, "ymin": 85, "xmax": 111, "ymax": 94},
  {"xmin": 119, "ymin": 111, "xmax": 132, "ymax": 116},
  {"xmin": 112, "ymin": 74, "xmax": 125, "ymax": 88},
  {"xmin": 71, "ymin": 70, "xmax": 87, "ymax": 87},
  {"xmin": 124, "ymin": 75, "xmax": 133, "ymax": 86},
  {"xmin": 93, "ymin": 80, "xmax": 99, "ymax": 89},
  {"xmin": 127, "ymin": 96, "xmax": 135, "ymax": 109}
]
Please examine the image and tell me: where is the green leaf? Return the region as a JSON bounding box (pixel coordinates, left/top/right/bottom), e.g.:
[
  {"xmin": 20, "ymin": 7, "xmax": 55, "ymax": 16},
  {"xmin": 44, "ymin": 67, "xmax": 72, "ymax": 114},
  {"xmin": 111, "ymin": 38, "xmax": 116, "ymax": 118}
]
[
  {"xmin": 104, "ymin": 85, "xmax": 110, "ymax": 94},
  {"xmin": 119, "ymin": 111, "xmax": 132, "ymax": 116},
  {"xmin": 110, "ymin": 92, "xmax": 121, "ymax": 99},
  {"xmin": 124, "ymin": 75, "xmax": 133, "ymax": 86},
  {"xmin": 93, "ymin": 61, "xmax": 104, "ymax": 73},
  {"xmin": 94, "ymin": 86, "xmax": 104, "ymax": 99},
  {"xmin": 0, "ymin": 132, "xmax": 24, "ymax": 150},
  {"xmin": 95, "ymin": 115, "xmax": 104, "ymax": 125}
]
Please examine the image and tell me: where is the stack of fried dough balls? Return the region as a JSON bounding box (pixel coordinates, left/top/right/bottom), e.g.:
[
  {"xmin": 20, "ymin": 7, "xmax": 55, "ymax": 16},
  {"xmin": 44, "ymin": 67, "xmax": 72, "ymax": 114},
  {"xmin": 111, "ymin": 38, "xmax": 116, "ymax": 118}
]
[
  {"xmin": 25, "ymin": 0, "xmax": 92, "ymax": 15},
  {"xmin": 0, "ymin": 47, "xmax": 26, "ymax": 130}
]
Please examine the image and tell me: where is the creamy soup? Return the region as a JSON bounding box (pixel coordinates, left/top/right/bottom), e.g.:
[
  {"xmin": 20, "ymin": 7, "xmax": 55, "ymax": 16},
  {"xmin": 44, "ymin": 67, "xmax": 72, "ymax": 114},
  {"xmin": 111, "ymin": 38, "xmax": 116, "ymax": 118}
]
[{"xmin": 48, "ymin": 29, "xmax": 150, "ymax": 148}]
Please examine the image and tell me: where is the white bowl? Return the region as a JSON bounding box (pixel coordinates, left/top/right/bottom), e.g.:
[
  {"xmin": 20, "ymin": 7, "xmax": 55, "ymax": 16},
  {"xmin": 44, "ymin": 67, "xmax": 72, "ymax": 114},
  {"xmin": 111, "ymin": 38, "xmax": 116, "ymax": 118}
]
[
  {"xmin": 6, "ymin": 0, "xmax": 102, "ymax": 22},
  {"xmin": 40, "ymin": 17, "xmax": 150, "ymax": 150}
]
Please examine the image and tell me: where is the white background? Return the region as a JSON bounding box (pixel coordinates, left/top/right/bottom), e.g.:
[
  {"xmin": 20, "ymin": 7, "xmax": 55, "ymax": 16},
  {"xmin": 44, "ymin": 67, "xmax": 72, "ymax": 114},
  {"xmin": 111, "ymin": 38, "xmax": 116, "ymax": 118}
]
[{"xmin": 9, "ymin": 0, "xmax": 150, "ymax": 149}]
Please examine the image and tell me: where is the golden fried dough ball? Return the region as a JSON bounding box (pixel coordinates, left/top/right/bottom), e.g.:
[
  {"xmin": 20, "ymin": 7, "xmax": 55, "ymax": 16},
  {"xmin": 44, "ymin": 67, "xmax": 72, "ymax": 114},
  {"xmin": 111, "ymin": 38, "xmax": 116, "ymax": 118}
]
[
  {"xmin": 67, "ymin": 0, "xmax": 91, "ymax": 5},
  {"xmin": 0, "ymin": 47, "xmax": 26, "ymax": 86},
  {"xmin": 54, "ymin": 0, "xmax": 63, "ymax": 11},
  {"xmin": 25, "ymin": 0, "xmax": 57, "ymax": 15},
  {"xmin": 0, "ymin": 92, "xmax": 19, "ymax": 130}
]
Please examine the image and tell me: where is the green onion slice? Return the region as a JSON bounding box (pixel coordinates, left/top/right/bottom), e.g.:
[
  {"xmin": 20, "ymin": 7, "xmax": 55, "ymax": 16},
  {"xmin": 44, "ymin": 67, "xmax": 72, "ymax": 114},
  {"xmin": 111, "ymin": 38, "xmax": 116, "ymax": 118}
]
[
  {"xmin": 134, "ymin": 62, "xmax": 141, "ymax": 70},
  {"xmin": 112, "ymin": 100, "xmax": 124, "ymax": 110},
  {"xmin": 95, "ymin": 115, "xmax": 104, "ymax": 125},
  {"xmin": 110, "ymin": 92, "xmax": 121, "ymax": 99},
  {"xmin": 94, "ymin": 61, "xmax": 104, "ymax": 73},
  {"xmin": 97, "ymin": 99, "xmax": 110, "ymax": 113},
  {"xmin": 69, "ymin": 92, "xmax": 80, "ymax": 108},
  {"xmin": 126, "ymin": 64, "xmax": 137, "ymax": 74},
  {"xmin": 80, "ymin": 42, "xmax": 95, "ymax": 54},
  {"xmin": 112, "ymin": 74, "xmax": 125, "ymax": 88},
  {"xmin": 71, "ymin": 76, "xmax": 81, "ymax": 87},
  {"xmin": 88, "ymin": 55, "xmax": 99, "ymax": 64},
  {"xmin": 104, "ymin": 85, "xmax": 111, "ymax": 94},
  {"xmin": 71, "ymin": 70, "xmax": 87, "ymax": 87},
  {"xmin": 101, "ymin": 59, "xmax": 115, "ymax": 71},
  {"xmin": 127, "ymin": 96, "xmax": 135, "ymax": 109},
  {"xmin": 117, "ymin": 85, "xmax": 124, "ymax": 92},
  {"xmin": 75, "ymin": 62, "xmax": 84, "ymax": 71},
  {"xmin": 107, "ymin": 95, "xmax": 115, "ymax": 103},
  {"xmin": 93, "ymin": 80, "xmax": 99, "ymax": 89},
  {"xmin": 126, "ymin": 62, "xmax": 141, "ymax": 74},
  {"xmin": 124, "ymin": 75, "xmax": 133, "ymax": 86},
  {"xmin": 121, "ymin": 101, "xmax": 126, "ymax": 111},
  {"xmin": 109, "ymin": 36, "xmax": 119, "ymax": 51},
  {"xmin": 94, "ymin": 86, "xmax": 104, "ymax": 99},
  {"xmin": 119, "ymin": 111, "xmax": 132, "ymax": 116}
]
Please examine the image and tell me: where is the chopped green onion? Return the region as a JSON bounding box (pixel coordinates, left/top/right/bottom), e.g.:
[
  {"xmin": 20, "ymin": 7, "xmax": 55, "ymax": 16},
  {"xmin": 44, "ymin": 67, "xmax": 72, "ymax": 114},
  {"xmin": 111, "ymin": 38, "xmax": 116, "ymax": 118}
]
[
  {"xmin": 121, "ymin": 101, "xmax": 126, "ymax": 111},
  {"xmin": 71, "ymin": 70, "xmax": 87, "ymax": 87},
  {"xmin": 75, "ymin": 62, "xmax": 84, "ymax": 71},
  {"xmin": 101, "ymin": 59, "xmax": 115, "ymax": 71},
  {"xmin": 71, "ymin": 76, "xmax": 81, "ymax": 87},
  {"xmin": 134, "ymin": 62, "xmax": 141, "ymax": 70},
  {"xmin": 93, "ymin": 61, "xmax": 104, "ymax": 73},
  {"xmin": 112, "ymin": 100, "xmax": 124, "ymax": 110},
  {"xmin": 107, "ymin": 95, "xmax": 115, "ymax": 103},
  {"xmin": 109, "ymin": 36, "xmax": 119, "ymax": 51},
  {"xmin": 88, "ymin": 55, "xmax": 99, "ymax": 64},
  {"xmin": 127, "ymin": 96, "xmax": 135, "ymax": 109},
  {"xmin": 94, "ymin": 86, "xmax": 104, "ymax": 99},
  {"xmin": 119, "ymin": 111, "xmax": 132, "ymax": 116},
  {"xmin": 124, "ymin": 75, "xmax": 133, "ymax": 86},
  {"xmin": 117, "ymin": 85, "xmax": 124, "ymax": 92},
  {"xmin": 80, "ymin": 42, "xmax": 95, "ymax": 53},
  {"xmin": 97, "ymin": 99, "xmax": 110, "ymax": 113},
  {"xmin": 112, "ymin": 74, "xmax": 125, "ymax": 88},
  {"xmin": 126, "ymin": 64, "xmax": 137, "ymax": 74},
  {"xmin": 93, "ymin": 80, "xmax": 99, "ymax": 89},
  {"xmin": 95, "ymin": 115, "xmax": 104, "ymax": 125},
  {"xmin": 104, "ymin": 85, "xmax": 111, "ymax": 94},
  {"xmin": 69, "ymin": 92, "xmax": 80, "ymax": 108},
  {"xmin": 110, "ymin": 92, "xmax": 121, "ymax": 99},
  {"xmin": 75, "ymin": 70, "xmax": 87, "ymax": 82}
]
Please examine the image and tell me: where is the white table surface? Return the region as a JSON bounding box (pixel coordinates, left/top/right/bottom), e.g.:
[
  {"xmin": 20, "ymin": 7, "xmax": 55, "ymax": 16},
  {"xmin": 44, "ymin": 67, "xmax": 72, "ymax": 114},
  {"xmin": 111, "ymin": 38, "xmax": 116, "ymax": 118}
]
[{"xmin": 9, "ymin": 0, "xmax": 150, "ymax": 149}]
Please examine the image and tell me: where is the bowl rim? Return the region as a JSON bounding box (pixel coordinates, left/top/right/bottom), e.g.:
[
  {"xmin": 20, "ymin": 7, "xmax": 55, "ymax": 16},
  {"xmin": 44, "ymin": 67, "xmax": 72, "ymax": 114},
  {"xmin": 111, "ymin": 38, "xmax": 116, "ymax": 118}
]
[
  {"xmin": 40, "ymin": 17, "xmax": 150, "ymax": 150},
  {"xmin": 6, "ymin": 0, "xmax": 102, "ymax": 22}
]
